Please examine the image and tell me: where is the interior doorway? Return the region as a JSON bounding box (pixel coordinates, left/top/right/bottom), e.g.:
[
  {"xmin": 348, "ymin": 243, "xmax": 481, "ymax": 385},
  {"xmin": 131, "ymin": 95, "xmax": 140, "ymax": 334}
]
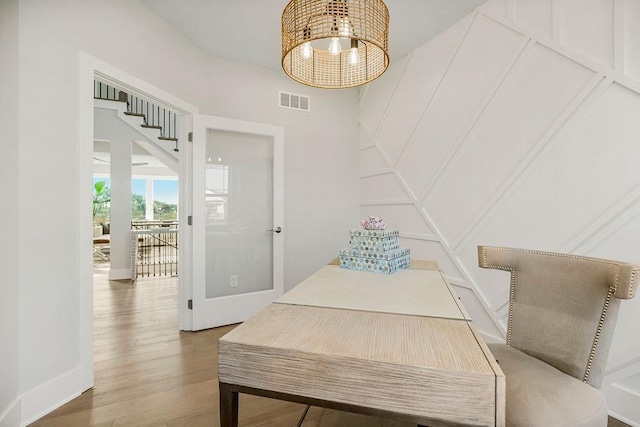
[{"xmin": 79, "ymin": 52, "xmax": 198, "ymax": 392}]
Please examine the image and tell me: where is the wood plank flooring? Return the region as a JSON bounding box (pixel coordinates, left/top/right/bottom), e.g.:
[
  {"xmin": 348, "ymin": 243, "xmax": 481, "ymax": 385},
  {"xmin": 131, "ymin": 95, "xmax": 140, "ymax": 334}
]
[
  {"xmin": 31, "ymin": 262, "xmax": 630, "ymax": 426},
  {"xmin": 30, "ymin": 263, "xmax": 417, "ymax": 427}
]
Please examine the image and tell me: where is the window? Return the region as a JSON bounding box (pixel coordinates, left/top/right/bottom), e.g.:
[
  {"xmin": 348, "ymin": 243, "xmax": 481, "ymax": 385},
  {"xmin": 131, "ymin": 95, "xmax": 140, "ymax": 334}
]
[
  {"xmin": 131, "ymin": 179, "xmax": 147, "ymax": 220},
  {"xmin": 93, "ymin": 177, "xmax": 111, "ymax": 224},
  {"xmin": 93, "ymin": 176, "xmax": 178, "ymax": 222},
  {"xmin": 153, "ymin": 179, "xmax": 178, "ymax": 220}
]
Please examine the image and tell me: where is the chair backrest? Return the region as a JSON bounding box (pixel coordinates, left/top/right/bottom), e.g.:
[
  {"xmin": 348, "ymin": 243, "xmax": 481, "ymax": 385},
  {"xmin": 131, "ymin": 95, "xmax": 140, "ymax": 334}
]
[{"xmin": 478, "ymin": 246, "xmax": 638, "ymax": 388}]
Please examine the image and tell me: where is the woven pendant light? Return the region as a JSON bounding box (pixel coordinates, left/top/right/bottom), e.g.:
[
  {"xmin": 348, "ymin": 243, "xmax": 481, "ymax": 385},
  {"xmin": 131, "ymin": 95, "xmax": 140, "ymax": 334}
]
[{"xmin": 282, "ymin": 0, "xmax": 390, "ymax": 89}]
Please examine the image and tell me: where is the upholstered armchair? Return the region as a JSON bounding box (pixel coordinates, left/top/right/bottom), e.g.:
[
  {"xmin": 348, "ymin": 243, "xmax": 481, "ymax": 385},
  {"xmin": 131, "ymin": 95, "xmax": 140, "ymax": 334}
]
[{"xmin": 478, "ymin": 246, "xmax": 638, "ymax": 426}]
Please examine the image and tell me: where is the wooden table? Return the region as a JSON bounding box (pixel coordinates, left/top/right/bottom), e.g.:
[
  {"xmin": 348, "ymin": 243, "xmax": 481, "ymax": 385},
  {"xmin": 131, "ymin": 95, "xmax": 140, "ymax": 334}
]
[{"xmin": 218, "ymin": 261, "xmax": 505, "ymax": 426}]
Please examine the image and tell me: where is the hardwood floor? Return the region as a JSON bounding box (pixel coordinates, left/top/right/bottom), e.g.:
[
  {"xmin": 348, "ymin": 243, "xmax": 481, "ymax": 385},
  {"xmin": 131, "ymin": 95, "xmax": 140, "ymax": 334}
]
[
  {"xmin": 30, "ymin": 263, "xmax": 415, "ymax": 427},
  {"xmin": 31, "ymin": 262, "xmax": 630, "ymax": 426}
]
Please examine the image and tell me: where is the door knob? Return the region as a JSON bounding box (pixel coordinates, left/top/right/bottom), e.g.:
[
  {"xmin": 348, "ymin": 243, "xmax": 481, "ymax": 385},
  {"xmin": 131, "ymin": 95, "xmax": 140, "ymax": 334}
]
[{"xmin": 268, "ymin": 226, "xmax": 282, "ymax": 233}]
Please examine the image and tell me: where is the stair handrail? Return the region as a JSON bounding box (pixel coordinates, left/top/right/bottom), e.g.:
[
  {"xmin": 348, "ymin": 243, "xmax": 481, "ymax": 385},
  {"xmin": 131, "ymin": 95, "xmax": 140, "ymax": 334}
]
[{"xmin": 94, "ymin": 80, "xmax": 179, "ymax": 151}]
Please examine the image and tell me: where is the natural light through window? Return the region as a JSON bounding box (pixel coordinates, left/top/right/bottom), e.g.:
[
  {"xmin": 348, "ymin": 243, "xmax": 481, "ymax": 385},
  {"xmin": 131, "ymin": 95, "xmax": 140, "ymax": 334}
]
[{"xmin": 93, "ymin": 176, "xmax": 179, "ymax": 222}]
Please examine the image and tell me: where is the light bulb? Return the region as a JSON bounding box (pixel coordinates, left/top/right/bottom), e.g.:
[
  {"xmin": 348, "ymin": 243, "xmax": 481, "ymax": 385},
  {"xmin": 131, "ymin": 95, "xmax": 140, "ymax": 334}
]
[
  {"xmin": 300, "ymin": 42, "xmax": 313, "ymax": 59},
  {"xmin": 349, "ymin": 39, "xmax": 359, "ymax": 65},
  {"xmin": 338, "ymin": 17, "xmax": 351, "ymax": 37},
  {"xmin": 349, "ymin": 47, "xmax": 359, "ymax": 65},
  {"xmin": 329, "ymin": 37, "xmax": 341, "ymax": 56}
]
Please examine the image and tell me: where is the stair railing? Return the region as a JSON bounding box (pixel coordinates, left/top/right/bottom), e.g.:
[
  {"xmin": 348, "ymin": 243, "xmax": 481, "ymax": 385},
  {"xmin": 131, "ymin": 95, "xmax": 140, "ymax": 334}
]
[
  {"xmin": 131, "ymin": 221, "xmax": 179, "ymax": 278},
  {"xmin": 94, "ymin": 80, "xmax": 179, "ymax": 151}
]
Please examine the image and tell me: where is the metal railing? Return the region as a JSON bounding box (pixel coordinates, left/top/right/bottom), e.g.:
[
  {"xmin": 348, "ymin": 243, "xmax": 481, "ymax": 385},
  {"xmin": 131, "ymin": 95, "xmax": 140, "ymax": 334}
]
[
  {"xmin": 132, "ymin": 221, "xmax": 179, "ymax": 278},
  {"xmin": 94, "ymin": 80, "xmax": 178, "ymax": 147},
  {"xmin": 132, "ymin": 220, "xmax": 178, "ymax": 231}
]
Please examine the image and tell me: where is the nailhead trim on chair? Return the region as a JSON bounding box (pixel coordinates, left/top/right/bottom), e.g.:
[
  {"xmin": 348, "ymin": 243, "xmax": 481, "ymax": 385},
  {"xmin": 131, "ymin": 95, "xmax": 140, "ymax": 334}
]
[
  {"xmin": 584, "ymin": 287, "xmax": 614, "ymax": 383},
  {"xmin": 508, "ymin": 269, "xmax": 516, "ymax": 346},
  {"xmin": 481, "ymin": 246, "xmax": 635, "ymax": 297},
  {"xmin": 630, "ymin": 268, "xmax": 639, "ymax": 299},
  {"xmin": 481, "ymin": 247, "xmax": 516, "ymax": 345},
  {"xmin": 480, "ymin": 246, "xmax": 623, "ymax": 373},
  {"xmin": 486, "ymin": 246, "xmax": 622, "ymax": 266}
]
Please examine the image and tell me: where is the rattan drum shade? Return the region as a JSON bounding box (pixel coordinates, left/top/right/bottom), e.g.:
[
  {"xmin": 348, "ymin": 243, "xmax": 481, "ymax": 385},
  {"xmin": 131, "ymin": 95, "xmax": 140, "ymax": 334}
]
[{"xmin": 282, "ymin": 0, "xmax": 389, "ymax": 89}]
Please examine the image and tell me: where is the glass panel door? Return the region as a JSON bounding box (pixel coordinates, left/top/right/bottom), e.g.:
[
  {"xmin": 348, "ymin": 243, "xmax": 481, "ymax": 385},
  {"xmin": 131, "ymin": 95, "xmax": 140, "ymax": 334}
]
[
  {"xmin": 191, "ymin": 115, "xmax": 283, "ymax": 330},
  {"xmin": 205, "ymin": 129, "xmax": 274, "ymax": 299}
]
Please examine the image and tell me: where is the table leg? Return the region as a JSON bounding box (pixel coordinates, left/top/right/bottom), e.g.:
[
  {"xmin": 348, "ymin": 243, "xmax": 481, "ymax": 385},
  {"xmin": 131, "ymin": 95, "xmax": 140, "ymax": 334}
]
[{"xmin": 219, "ymin": 382, "xmax": 239, "ymax": 427}]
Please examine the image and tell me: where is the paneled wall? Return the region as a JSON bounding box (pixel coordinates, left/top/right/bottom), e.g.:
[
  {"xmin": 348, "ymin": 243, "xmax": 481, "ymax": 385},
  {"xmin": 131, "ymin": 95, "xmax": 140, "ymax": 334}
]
[{"xmin": 359, "ymin": 0, "xmax": 640, "ymax": 422}]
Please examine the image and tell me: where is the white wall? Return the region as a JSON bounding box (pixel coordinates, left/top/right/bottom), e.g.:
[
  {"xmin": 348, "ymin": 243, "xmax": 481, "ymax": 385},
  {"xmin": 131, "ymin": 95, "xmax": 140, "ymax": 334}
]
[
  {"xmin": 359, "ymin": 0, "xmax": 640, "ymax": 423},
  {"xmin": 16, "ymin": 0, "xmax": 358, "ymax": 424},
  {"xmin": 0, "ymin": 0, "xmax": 21, "ymax": 425}
]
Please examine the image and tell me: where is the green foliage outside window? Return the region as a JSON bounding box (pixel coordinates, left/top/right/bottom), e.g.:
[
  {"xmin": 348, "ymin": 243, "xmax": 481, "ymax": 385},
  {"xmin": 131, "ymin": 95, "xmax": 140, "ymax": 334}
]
[
  {"xmin": 154, "ymin": 200, "xmax": 178, "ymax": 220},
  {"xmin": 93, "ymin": 180, "xmax": 111, "ymax": 223},
  {"xmin": 92, "ymin": 179, "xmax": 177, "ymax": 222},
  {"xmin": 132, "ymin": 193, "xmax": 146, "ymax": 220}
]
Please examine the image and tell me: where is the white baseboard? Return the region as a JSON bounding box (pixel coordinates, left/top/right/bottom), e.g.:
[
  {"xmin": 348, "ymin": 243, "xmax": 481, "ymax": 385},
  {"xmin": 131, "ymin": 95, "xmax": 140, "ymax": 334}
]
[
  {"xmin": 20, "ymin": 367, "xmax": 84, "ymax": 426},
  {"xmin": 603, "ymin": 383, "xmax": 640, "ymax": 426},
  {"xmin": 0, "ymin": 398, "xmax": 21, "ymax": 427},
  {"xmin": 108, "ymin": 268, "xmax": 131, "ymax": 281}
]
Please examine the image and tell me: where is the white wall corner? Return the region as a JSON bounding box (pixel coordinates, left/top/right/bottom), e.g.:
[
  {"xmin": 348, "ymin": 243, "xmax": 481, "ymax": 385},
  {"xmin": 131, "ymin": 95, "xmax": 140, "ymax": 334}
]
[
  {"xmin": 603, "ymin": 382, "xmax": 640, "ymax": 427},
  {"xmin": 0, "ymin": 399, "xmax": 21, "ymax": 427},
  {"xmin": 19, "ymin": 367, "xmax": 83, "ymax": 426}
]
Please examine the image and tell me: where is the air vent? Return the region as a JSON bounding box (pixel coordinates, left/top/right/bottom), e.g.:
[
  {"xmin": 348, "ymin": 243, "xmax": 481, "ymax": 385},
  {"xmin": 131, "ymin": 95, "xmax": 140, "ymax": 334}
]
[{"xmin": 279, "ymin": 91, "xmax": 310, "ymax": 112}]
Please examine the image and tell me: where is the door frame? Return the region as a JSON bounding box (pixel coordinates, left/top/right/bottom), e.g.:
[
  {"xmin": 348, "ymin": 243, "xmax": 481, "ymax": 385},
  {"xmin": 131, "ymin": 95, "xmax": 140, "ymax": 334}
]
[
  {"xmin": 191, "ymin": 114, "xmax": 285, "ymax": 330},
  {"xmin": 78, "ymin": 52, "xmax": 198, "ymax": 390}
]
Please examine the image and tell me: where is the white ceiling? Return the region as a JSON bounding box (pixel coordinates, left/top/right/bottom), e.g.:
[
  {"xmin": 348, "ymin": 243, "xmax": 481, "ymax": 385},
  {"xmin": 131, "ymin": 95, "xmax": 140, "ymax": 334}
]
[{"xmin": 140, "ymin": 0, "xmax": 487, "ymax": 71}]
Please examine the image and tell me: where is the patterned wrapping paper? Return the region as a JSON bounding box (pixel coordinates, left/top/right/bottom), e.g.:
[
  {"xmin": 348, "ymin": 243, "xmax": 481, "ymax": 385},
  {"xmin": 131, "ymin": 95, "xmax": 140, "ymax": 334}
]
[
  {"xmin": 339, "ymin": 254, "xmax": 411, "ymax": 275},
  {"xmin": 349, "ymin": 230, "xmax": 401, "ymax": 252},
  {"xmin": 349, "ymin": 229, "xmax": 399, "ymax": 238},
  {"xmin": 340, "ymin": 229, "xmax": 410, "ymax": 274},
  {"xmin": 349, "ymin": 237, "xmax": 400, "ymax": 252},
  {"xmin": 339, "ymin": 247, "xmax": 410, "ymax": 261}
]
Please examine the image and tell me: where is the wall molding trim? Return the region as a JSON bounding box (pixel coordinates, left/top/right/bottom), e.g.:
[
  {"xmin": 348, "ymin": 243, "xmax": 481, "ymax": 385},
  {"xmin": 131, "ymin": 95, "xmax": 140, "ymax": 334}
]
[
  {"xmin": 359, "ymin": 1, "xmax": 640, "ymax": 421},
  {"xmin": 360, "ymin": 77, "xmax": 506, "ymax": 336},
  {"xmin": 450, "ymin": 72, "xmax": 606, "ymax": 253},
  {"xmin": 392, "ymin": 12, "xmax": 478, "ymax": 169},
  {"xmin": 606, "ymin": 357, "xmax": 640, "ymax": 383},
  {"xmin": 371, "ymin": 52, "xmax": 412, "ymax": 139},
  {"xmin": 359, "ymin": 145, "xmax": 377, "ymax": 153},
  {"xmin": 562, "ymin": 189, "xmax": 640, "ymax": 255},
  {"xmin": 603, "ymin": 383, "xmax": 640, "ymax": 427},
  {"xmin": 446, "ymin": 276, "xmax": 474, "ymax": 290},
  {"xmin": 358, "ymin": 170, "xmax": 394, "ymax": 179},
  {"xmin": 418, "ymin": 32, "xmax": 533, "ymax": 203},
  {"xmin": 483, "ymin": 11, "xmax": 640, "ymax": 95}
]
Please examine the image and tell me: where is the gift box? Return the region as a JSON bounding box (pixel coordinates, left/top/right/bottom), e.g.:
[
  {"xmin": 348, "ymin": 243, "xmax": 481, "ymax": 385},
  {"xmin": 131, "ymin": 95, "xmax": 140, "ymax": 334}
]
[
  {"xmin": 349, "ymin": 229, "xmax": 401, "ymax": 252},
  {"xmin": 349, "ymin": 229, "xmax": 399, "ymax": 238},
  {"xmin": 339, "ymin": 247, "xmax": 410, "ymax": 261},
  {"xmin": 339, "ymin": 253, "xmax": 411, "ymax": 275},
  {"xmin": 338, "ymin": 226, "xmax": 410, "ymax": 275}
]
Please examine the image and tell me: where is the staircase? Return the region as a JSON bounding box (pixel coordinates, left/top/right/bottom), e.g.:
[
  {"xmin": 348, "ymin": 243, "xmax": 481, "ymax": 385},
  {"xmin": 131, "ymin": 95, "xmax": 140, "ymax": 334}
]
[{"xmin": 94, "ymin": 81, "xmax": 180, "ymax": 173}]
